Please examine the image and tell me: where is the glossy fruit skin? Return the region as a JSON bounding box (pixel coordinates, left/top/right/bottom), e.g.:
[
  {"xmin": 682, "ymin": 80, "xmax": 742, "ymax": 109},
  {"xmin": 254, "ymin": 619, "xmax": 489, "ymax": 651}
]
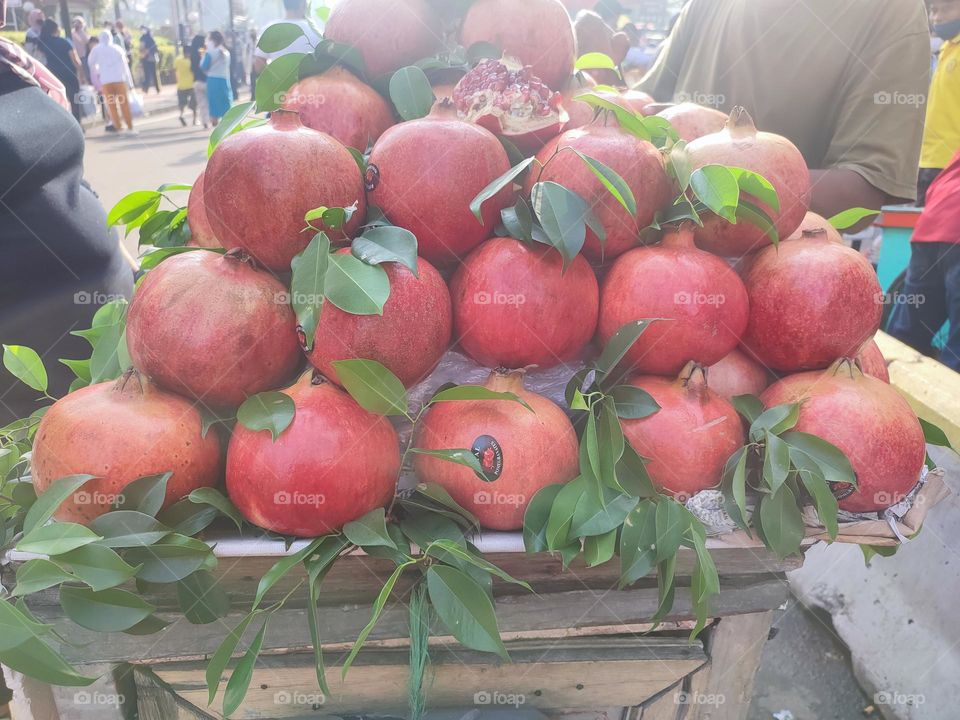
[
  {"xmin": 323, "ymin": 0, "xmax": 441, "ymax": 78},
  {"xmin": 740, "ymin": 235, "xmax": 882, "ymax": 372},
  {"xmin": 761, "ymin": 365, "xmax": 924, "ymax": 512},
  {"xmin": 656, "ymin": 102, "xmax": 728, "ymax": 142},
  {"xmin": 707, "ymin": 347, "xmax": 770, "ymax": 400},
  {"xmin": 412, "ymin": 370, "xmax": 578, "ymax": 530},
  {"xmin": 282, "ymin": 67, "xmax": 395, "ymax": 151},
  {"xmin": 367, "ymin": 116, "xmax": 512, "ymax": 266},
  {"xmin": 127, "ymin": 250, "xmax": 301, "ymax": 407},
  {"xmin": 226, "ymin": 373, "xmax": 400, "ymax": 536},
  {"xmin": 32, "ymin": 372, "xmax": 221, "ymax": 523},
  {"xmin": 857, "ymin": 338, "xmax": 889, "ymax": 382},
  {"xmin": 786, "ymin": 212, "xmax": 844, "ymax": 243},
  {"xmin": 526, "ymin": 124, "xmax": 671, "ymax": 261},
  {"xmin": 461, "ymin": 0, "xmax": 576, "ymax": 90},
  {"xmin": 186, "ymin": 170, "xmax": 219, "ymax": 248},
  {"xmin": 204, "ymin": 110, "xmax": 366, "ymax": 271},
  {"xmin": 620, "ymin": 367, "xmax": 745, "ymax": 499},
  {"xmin": 451, "ymin": 237, "xmax": 599, "ymax": 369},
  {"xmin": 687, "ymin": 107, "xmax": 811, "ymax": 256},
  {"xmin": 598, "ymin": 225, "xmax": 750, "ymax": 376},
  {"xmin": 308, "ymin": 254, "xmax": 452, "ymax": 387},
  {"xmin": 560, "ymin": 73, "xmax": 597, "ymax": 130}
]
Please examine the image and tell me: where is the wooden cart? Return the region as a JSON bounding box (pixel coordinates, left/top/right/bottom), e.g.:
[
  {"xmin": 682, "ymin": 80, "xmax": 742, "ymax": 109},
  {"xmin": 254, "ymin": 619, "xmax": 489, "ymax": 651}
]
[{"xmin": 5, "ymin": 532, "xmax": 798, "ymax": 720}]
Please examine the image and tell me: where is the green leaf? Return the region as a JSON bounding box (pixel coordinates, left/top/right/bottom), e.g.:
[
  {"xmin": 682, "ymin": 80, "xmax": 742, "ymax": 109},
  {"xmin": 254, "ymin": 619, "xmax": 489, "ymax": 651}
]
[
  {"xmin": 107, "ymin": 190, "xmax": 161, "ymax": 227},
  {"xmin": 762, "ymin": 432, "xmax": 791, "ymax": 493},
  {"xmin": 87, "ymin": 511, "xmax": 171, "ymax": 547},
  {"xmin": 429, "ymin": 383, "xmax": 533, "ymax": 412},
  {"xmin": 189, "ymin": 487, "xmax": 246, "ymax": 531},
  {"xmin": 413, "ymin": 484, "xmax": 481, "ymax": 530},
  {"xmin": 689, "ymin": 165, "xmax": 740, "ymax": 223},
  {"xmin": 237, "ymin": 391, "xmax": 296, "ymax": 441},
  {"xmin": 584, "ymin": 529, "xmax": 617, "ymax": 567},
  {"xmin": 343, "ymin": 508, "xmax": 397, "ymax": 550},
  {"xmin": 252, "ymin": 536, "xmax": 331, "ymax": 610},
  {"xmin": 572, "ymin": 151, "xmax": 637, "ymax": 215},
  {"xmin": 59, "ymin": 587, "xmax": 155, "ymax": 632},
  {"xmin": 207, "ymin": 611, "xmax": 261, "ymax": 704},
  {"xmin": 470, "ymin": 159, "xmax": 534, "ymax": 223},
  {"xmin": 573, "ymin": 92, "xmax": 651, "ymax": 140},
  {"xmin": 750, "ymin": 403, "xmax": 800, "ymax": 442},
  {"xmin": 595, "ymin": 397, "xmax": 625, "ymax": 491},
  {"xmin": 410, "ymin": 448, "xmax": 486, "ymax": 479},
  {"xmin": 655, "ymin": 499, "xmax": 686, "ymax": 564},
  {"xmin": 596, "ymin": 320, "xmax": 656, "ymax": 379},
  {"xmin": 389, "ymin": 65, "xmax": 435, "ymax": 121},
  {"xmin": 792, "ymin": 450, "xmax": 839, "ymax": 540},
  {"xmin": 255, "ymin": 52, "xmax": 306, "ymax": 111},
  {"xmin": 580, "ymin": 410, "xmax": 602, "ymax": 499},
  {"xmin": 667, "ymin": 142, "xmax": 691, "ymax": 191},
  {"xmin": 0, "ymin": 598, "xmax": 52, "ymax": 651},
  {"xmin": 23, "ymin": 474, "xmax": 95, "ymax": 534},
  {"xmin": 758, "ymin": 485, "xmax": 806, "ymax": 558},
  {"xmin": 616, "ymin": 442, "xmax": 657, "ymax": 498},
  {"xmin": 139, "ymin": 245, "xmax": 208, "ymax": 270},
  {"xmin": 125, "ymin": 535, "xmax": 214, "ymax": 582},
  {"xmin": 0, "ymin": 619, "xmax": 95, "ymax": 685},
  {"xmin": 342, "ymin": 561, "xmax": 414, "ymax": 677},
  {"xmin": 332, "ymin": 359, "xmax": 408, "ymax": 416},
  {"xmin": 574, "ymin": 52, "xmax": 618, "ymax": 71},
  {"xmin": 727, "ymin": 167, "xmax": 780, "ymax": 211},
  {"xmin": 544, "ymin": 477, "xmax": 586, "ymax": 550},
  {"xmin": 223, "ymin": 618, "xmax": 268, "ymax": 717},
  {"xmin": 304, "ymin": 538, "xmax": 347, "ymax": 697},
  {"xmin": 2, "ymin": 345, "xmax": 47, "ymax": 392},
  {"xmin": 157, "ymin": 499, "xmax": 219, "ymax": 537},
  {"xmin": 257, "ymin": 21, "xmax": 305, "ymax": 52},
  {"xmin": 619, "ymin": 500, "xmax": 656, "ymax": 585},
  {"xmin": 721, "ymin": 447, "xmax": 750, "ymax": 533},
  {"xmin": 18, "ymin": 522, "xmax": 101, "ymax": 555},
  {"xmin": 570, "ymin": 488, "xmax": 637, "ymax": 537},
  {"xmin": 290, "ymin": 232, "xmax": 331, "ymax": 351},
  {"xmin": 731, "ymin": 394, "xmax": 764, "ymax": 424},
  {"xmin": 610, "ymin": 384, "xmax": 660, "ymax": 419},
  {"xmin": 113, "ymin": 472, "xmax": 171, "ymax": 516},
  {"xmin": 426, "ymin": 539, "xmax": 532, "ymax": 590},
  {"xmin": 351, "ymin": 226, "xmax": 419, "ymax": 276},
  {"xmin": 123, "ymin": 614, "xmax": 171, "ymax": 635},
  {"xmin": 12, "ymin": 559, "xmax": 78, "ymax": 596},
  {"xmin": 522, "ymin": 484, "xmax": 565, "ymax": 553},
  {"xmin": 780, "ymin": 431, "xmax": 856, "ymax": 486},
  {"xmin": 501, "ymin": 197, "xmax": 536, "ymax": 242},
  {"xmin": 427, "ymin": 565, "xmax": 508, "ymax": 659},
  {"xmin": 58, "ymin": 544, "xmax": 141, "ymax": 591},
  {"xmin": 827, "ymin": 207, "xmax": 879, "ymax": 231},
  {"xmin": 324, "ymin": 252, "xmax": 391, "ymax": 315},
  {"xmin": 530, "ymin": 181, "xmax": 588, "ymax": 266},
  {"xmin": 208, "ymin": 101, "xmax": 255, "ymax": 155},
  {"xmin": 919, "ymin": 417, "xmax": 955, "ymax": 450}
]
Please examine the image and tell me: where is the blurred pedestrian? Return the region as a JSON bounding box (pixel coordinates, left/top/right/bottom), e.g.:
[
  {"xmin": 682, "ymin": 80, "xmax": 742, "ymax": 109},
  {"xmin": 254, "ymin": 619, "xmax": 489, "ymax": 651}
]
[
  {"xmin": 200, "ymin": 30, "xmax": 231, "ymax": 126},
  {"xmin": 38, "ymin": 19, "xmax": 83, "ymax": 122},
  {"xmin": 173, "ymin": 42, "xmax": 196, "ymax": 126},
  {"xmin": 71, "ymin": 16, "xmax": 89, "ymax": 81},
  {"xmin": 23, "ymin": 9, "xmax": 45, "ymax": 63},
  {"xmin": 190, "ymin": 34, "xmax": 209, "ymax": 128},
  {"xmin": 139, "ymin": 26, "xmax": 160, "ymax": 93},
  {"xmin": 88, "ymin": 30, "xmax": 135, "ymax": 132},
  {"xmin": 86, "ymin": 35, "xmax": 114, "ymax": 131},
  {"xmin": 114, "ymin": 20, "xmax": 132, "ymax": 67}
]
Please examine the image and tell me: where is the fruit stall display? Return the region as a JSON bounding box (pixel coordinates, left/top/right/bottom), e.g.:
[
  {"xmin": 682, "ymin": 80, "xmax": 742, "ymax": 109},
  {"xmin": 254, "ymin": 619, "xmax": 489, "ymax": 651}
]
[{"xmin": 0, "ymin": 0, "xmax": 955, "ymax": 717}]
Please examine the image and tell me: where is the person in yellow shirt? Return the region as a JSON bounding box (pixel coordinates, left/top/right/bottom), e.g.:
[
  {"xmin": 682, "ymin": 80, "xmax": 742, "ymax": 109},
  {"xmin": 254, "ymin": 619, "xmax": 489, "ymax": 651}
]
[
  {"xmin": 919, "ymin": 0, "xmax": 960, "ymax": 204},
  {"xmin": 173, "ymin": 42, "xmax": 196, "ymax": 127}
]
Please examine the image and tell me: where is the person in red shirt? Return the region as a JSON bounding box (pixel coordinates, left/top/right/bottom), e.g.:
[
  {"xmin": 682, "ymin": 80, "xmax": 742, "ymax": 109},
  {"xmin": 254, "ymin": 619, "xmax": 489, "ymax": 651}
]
[{"xmin": 887, "ymin": 148, "xmax": 960, "ymax": 371}]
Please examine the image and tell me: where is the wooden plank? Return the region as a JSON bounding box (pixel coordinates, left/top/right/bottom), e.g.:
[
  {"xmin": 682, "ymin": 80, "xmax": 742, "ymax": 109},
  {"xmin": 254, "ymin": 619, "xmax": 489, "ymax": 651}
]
[
  {"xmin": 45, "ymin": 576, "xmax": 790, "ymax": 666},
  {"xmin": 636, "ymin": 686, "xmax": 681, "ymax": 720},
  {"xmin": 152, "ymin": 636, "xmax": 707, "ymax": 716},
  {"xmin": 875, "ymin": 331, "xmax": 960, "ymax": 447},
  {"xmin": 687, "ymin": 611, "xmax": 774, "ymax": 720}
]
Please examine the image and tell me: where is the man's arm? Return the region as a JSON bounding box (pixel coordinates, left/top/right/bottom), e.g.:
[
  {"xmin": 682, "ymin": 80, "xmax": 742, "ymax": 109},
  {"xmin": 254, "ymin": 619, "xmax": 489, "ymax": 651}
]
[{"xmin": 808, "ymin": 169, "xmax": 890, "ymax": 231}]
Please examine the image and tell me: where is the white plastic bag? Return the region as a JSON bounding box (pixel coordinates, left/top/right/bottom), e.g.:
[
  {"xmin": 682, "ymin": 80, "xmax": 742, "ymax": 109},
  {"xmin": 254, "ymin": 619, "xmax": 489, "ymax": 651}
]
[
  {"xmin": 128, "ymin": 90, "xmax": 145, "ymax": 118},
  {"xmin": 75, "ymin": 84, "xmax": 98, "ymax": 119}
]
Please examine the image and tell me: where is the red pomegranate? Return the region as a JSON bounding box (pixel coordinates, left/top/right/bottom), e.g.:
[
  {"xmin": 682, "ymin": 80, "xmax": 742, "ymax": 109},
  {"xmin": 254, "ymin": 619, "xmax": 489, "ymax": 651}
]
[
  {"xmin": 656, "ymin": 103, "xmax": 728, "ymax": 143},
  {"xmin": 620, "ymin": 363, "xmax": 745, "ymax": 499},
  {"xmin": 367, "ymin": 114, "xmax": 512, "ymax": 265},
  {"xmin": 453, "ymin": 59, "xmax": 566, "ymax": 154},
  {"xmin": 707, "ymin": 348, "xmax": 771, "ymax": 400},
  {"xmin": 598, "ymin": 89, "xmax": 655, "ymax": 115},
  {"xmin": 412, "ymin": 369, "xmax": 579, "ymax": 530},
  {"xmin": 786, "ymin": 212, "xmax": 844, "ymax": 244},
  {"xmin": 460, "ymin": 0, "xmax": 576, "ymax": 90},
  {"xmin": 308, "ymin": 252, "xmax": 452, "ymax": 387},
  {"xmin": 686, "ymin": 107, "xmax": 811, "ymax": 256},
  {"xmin": 450, "ymin": 236, "xmax": 599, "ymax": 369},
  {"xmin": 740, "ymin": 232, "xmax": 882, "ymax": 372},
  {"xmin": 857, "ymin": 338, "xmax": 889, "ymax": 382},
  {"xmin": 323, "ymin": 0, "xmax": 441, "ymax": 78},
  {"xmin": 32, "ymin": 371, "xmax": 221, "ymax": 524},
  {"xmin": 127, "ymin": 249, "xmax": 301, "ymax": 407},
  {"xmin": 186, "ymin": 170, "xmax": 219, "ymax": 248},
  {"xmin": 598, "ymin": 223, "xmax": 750, "ymax": 376},
  {"xmin": 203, "ymin": 110, "xmax": 366, "ymax": 271},
  {"xmin": 282, "ymin": 66, "xmax": 394, "ymax": 151},
  {"xmin": 226, "ymin": 371, "xmax": 400, "ymax": 536},
  {"xmin": 525, "ymin": 123, "xmax": 671, "ymax": 261},
  {"xmin": 761, "ymin": 362, "xmax": 924, "ymax": 512}
]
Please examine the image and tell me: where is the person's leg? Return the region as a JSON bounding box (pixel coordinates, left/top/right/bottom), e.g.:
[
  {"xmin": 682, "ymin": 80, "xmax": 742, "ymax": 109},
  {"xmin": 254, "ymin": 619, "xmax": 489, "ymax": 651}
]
[
  {"xmin": 939, "ymin": 243, "xmax": 960, "ymax": 372},
  {"xmin": 118, "ymin": 84, "xmax": 134, "ymax": 129},
  {"xmin": 141, "ymin": 63, "xmax": 149, "ymax": 93},
  {"xmin": 102, "ymin": 82, "xmax": 123, "ymax": 130},
  {"xmin": 888, "ymin": 242, "xmax": 948, "ymax": 358}
]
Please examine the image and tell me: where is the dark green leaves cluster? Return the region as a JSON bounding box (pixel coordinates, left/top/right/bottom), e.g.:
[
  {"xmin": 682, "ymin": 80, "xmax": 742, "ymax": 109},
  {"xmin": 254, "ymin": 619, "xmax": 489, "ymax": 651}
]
[{"xmin": 107, "ymin": 184, "xmax": 193, "ymax": 248}]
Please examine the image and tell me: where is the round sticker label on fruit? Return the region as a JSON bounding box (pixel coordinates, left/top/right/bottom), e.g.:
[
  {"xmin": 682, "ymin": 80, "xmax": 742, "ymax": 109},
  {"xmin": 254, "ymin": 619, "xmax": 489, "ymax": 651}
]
[
  {"xmin": 829, "ymin": 481, "xmax": 855, "ymax": 501},
  {"xmin": 471, "ymin": 435, "xmax": 503, "ymax": 482}
]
